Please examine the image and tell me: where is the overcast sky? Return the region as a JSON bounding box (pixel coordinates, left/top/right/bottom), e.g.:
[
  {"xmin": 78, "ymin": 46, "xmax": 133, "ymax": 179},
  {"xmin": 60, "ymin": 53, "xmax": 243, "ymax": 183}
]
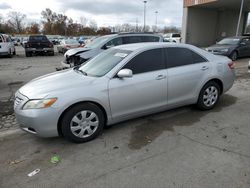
[{"xmin": 0, "ymin": 0, "xmax": 183, "ymax": 27}]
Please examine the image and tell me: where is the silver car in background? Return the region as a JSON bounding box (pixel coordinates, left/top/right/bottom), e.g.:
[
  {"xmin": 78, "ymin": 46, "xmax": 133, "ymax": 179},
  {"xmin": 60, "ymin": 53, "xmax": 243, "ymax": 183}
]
[{"xmin": 14, "ymin": 43, "xmax": 235, "ymax": 143}]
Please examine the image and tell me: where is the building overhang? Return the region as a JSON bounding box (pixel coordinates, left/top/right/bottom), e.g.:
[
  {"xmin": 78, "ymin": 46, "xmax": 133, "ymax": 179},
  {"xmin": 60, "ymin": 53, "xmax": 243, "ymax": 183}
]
[{"xmin": 184, "ymin": 0, "xmax": 250, "ymax": 11}]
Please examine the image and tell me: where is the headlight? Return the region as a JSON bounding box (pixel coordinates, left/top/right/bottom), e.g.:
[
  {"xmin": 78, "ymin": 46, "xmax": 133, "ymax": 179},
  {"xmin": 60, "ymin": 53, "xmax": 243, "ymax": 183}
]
[
  {"xmin": 219, "ymin": 49, "xmax": 229, "ymax": 52},
  {"xmin": 23, "ymin": 98, "xmax": 57, "ymax": 110}
]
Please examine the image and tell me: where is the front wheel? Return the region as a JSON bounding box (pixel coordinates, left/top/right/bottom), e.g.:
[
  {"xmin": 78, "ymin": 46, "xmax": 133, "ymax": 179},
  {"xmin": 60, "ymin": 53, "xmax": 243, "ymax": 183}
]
[
  {"xmin": 197, "ymin": 81, "xmax": 221, "ymax": 110},
  {"xmin": 61, "ymin": 103, "xmax": 105, "ymax": 143},
  {"xmin": 230, "ymin": 51, "xmax": 238, "ymax": 61}
]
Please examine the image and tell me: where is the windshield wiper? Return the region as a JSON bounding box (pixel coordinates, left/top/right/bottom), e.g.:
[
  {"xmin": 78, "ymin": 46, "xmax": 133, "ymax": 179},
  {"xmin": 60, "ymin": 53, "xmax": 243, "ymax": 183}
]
[{"xmin": 73, "ymin": 66, "xmax": 88, "ymax": 76}]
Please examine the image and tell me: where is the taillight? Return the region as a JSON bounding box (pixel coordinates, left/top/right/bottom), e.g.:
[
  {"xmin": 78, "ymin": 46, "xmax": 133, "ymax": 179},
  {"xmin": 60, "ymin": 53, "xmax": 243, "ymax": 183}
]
[
  {"xmin": 65, "ymin": 45, "xmax": 71, "ymax": 48},
  {"xmin": 228, "ymin": 61, "xmax": 235, "ymax": 69}
]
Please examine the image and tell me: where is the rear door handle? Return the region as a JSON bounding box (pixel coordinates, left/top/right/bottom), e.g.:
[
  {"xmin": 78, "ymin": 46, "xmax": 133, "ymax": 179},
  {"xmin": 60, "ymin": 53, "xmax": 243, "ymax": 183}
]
[
  {"xmin": 201, "ymin": 66, "xmax": 209, "ymax": 71},
  {"xmin": 156, "ymin": 75, "xmax": 166, "ymax": 80}
]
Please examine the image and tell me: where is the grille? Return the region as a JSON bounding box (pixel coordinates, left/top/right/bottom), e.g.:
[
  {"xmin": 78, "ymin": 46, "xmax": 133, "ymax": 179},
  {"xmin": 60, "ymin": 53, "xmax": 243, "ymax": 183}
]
[{"xmin": 14, "ymin": 96, "xmax": 23, "ymax": 108}]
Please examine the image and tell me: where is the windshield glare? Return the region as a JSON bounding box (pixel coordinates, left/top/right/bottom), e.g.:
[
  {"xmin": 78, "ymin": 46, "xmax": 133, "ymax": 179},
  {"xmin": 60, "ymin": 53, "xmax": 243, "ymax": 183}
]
[
  {"xmin": 217, "ymin": 38, "xmax": 240, "ymax": 45},
  {"xmin": 85, "ymin": 36, "xmax": 110, "ymax": 48},
  {"xmin": 79, "ymin": 49, "xmax": 132, "ymax": 77}
]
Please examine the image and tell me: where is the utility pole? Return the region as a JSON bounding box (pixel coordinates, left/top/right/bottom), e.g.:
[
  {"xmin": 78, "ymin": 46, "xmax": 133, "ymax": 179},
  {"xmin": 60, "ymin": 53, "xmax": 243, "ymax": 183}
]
[
  {"xmin": 236, "ymin": 0, "xmax": 244, "ymax": 36},
  {"xmin": 143, "ymin": 1, "xmax": 147, "ymax": 32},
  {"xmin": 155, "ymin": 11, "xmax": 158, "ymax": 32}
]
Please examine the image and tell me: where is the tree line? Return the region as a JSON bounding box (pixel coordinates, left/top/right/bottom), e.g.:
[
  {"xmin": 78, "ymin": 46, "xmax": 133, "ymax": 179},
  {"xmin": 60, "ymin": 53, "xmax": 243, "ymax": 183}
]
[{"xmin": 0, "ymin": 8, "xmax": 181, "ymax": 36}]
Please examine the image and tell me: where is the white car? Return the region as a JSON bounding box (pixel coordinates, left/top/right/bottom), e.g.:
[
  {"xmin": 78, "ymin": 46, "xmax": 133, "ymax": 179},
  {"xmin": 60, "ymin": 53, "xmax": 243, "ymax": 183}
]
[
  {"xmin": 163, "ymin": 33, "xmax": 182, "ymax": 43},
  {"xmin": 0, "ymin": 34, "xmax": 15, "ymax": 57}
]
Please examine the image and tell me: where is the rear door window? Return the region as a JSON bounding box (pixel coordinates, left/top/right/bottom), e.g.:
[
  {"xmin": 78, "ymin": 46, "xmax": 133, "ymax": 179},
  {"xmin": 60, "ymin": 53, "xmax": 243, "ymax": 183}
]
[
  {"xmin": 122, "ymin": 36, "xmax": 143, "ymax": 44},
  {"xmin": 123, "ymin": 48, "xmax": 165, "ymax": 74},
  {"xmin": 165, "ymin": 48, "xmax": 207, "ymax": 68}
]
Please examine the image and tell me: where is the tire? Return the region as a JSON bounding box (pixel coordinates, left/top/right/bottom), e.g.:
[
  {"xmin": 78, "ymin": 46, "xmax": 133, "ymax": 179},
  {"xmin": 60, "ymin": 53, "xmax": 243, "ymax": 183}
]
[
  {"xmin": 230, "ymin": 51, "xmax": 238, "ymax": 61},
  {"xmin": 25, "ymin": 52, "xmax": 31, "ymax": 57},
  {"xmin": 61, "ymin": 103, "xmax": 105, "ymax": 143},
  {"xmin": 197, "ymin": 81, "xmax": 221, "ymax": 111},
  {"xmin": 13, "ymin": 49, "xmax": 16, "ymax": 55},
  {"xmin": 8, "ymin": 49, "xmax": 13, "ymax": 58}
]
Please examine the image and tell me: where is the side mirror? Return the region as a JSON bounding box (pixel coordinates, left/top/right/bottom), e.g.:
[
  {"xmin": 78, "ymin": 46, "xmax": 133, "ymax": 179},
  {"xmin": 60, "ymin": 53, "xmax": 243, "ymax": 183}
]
[{"xmin": 117, "ymin": 69, "xmax": 133, "ymax": 78}]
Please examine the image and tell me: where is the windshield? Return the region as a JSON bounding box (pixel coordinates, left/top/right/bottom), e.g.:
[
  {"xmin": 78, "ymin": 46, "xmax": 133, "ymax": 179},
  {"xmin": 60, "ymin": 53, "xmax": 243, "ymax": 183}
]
[
  {"xmin": 217, "ymin": 38, "xmax": 240, "ymax": 45},
  {"xmin": 79, "ymin": 49, "xmax": 132, "ymax": 77},
  {"xmin": 65, "ymin": 39, "xmax": 78, "ymax": 44},
  {"xmin": 85, "ymin": 36, "xmax": 110, "ymax": 48}
]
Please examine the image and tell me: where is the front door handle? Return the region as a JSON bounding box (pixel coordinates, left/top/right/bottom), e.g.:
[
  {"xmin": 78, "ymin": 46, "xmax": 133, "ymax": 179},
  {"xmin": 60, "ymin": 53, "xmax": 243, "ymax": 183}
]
[
  {"xmin": 201, "ymin": 66, "xmax": 209, "ymax": 71},
  {"xmin": 156, "ymin": 75, "xmax": 166, "ymax": 80}
]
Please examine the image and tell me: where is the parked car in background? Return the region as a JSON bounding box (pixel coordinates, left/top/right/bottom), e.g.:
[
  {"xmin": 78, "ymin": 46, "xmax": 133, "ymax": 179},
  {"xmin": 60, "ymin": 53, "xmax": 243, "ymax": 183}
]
[
  {"xmin": 62, "ymin": 33, "xmax": 164, "ymax": 68},
  {"xmin": 12, "ymin": 37, "xmax": 21, "ymax": 46},
  {"xmin": 24, "ymin": 35, "xmax": 54, "ymax": 57},
  {"xmin": 50, "ymin": 38, "xmax": 60, "ymax": 45},
  {"xmin": 205, "ymin": 36, "xmax": 250, "ymax": 61},
  {"xmin": 57, "ymin": 39, "xmax": 82, "ymax": 54},
  {"xmin": 163, "ymin": 33, "xmax": 182, "ymax": 43},
  {"xmin": 14, "ymin": 42, "xmax": 235, "ymax": 143},
  {"xmin": 21, "ymin": 37, "xmax": 28, "ymax": 47},
  {"xmin": 0, "ymin": 34, "xmax": 15, "ymax": 57}
]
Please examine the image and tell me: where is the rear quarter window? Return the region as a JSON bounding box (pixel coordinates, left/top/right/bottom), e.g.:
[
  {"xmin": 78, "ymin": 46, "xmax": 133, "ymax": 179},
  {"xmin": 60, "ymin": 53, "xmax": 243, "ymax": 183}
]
[{"xmin": 142, "ymin": 36, "xmax": 160, "ymax": 42}]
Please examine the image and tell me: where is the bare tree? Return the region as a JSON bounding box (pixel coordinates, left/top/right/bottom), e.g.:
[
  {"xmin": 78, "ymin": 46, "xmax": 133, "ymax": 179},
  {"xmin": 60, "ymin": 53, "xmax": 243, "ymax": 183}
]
[
  {"xmin": 88, "ymin": 19, "xmax": 98, "ymax": 31},
  {"xmin": 8, "ymin": 11, "xmax": 26, "ymax": 33},
  {"xmin": 79, "ymin": 16, "xmax": 87, "ymax": 27}
]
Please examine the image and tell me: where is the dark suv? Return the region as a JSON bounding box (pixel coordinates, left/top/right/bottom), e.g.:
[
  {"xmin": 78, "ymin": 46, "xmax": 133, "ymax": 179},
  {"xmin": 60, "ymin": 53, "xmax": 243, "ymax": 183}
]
[
  {"xmin": 25, "ymin": 35, "xmax": 54, "ymax": 57},
  {"xmin": 61, "ymin": 33, "xmax": 164, "ymax": 68}
]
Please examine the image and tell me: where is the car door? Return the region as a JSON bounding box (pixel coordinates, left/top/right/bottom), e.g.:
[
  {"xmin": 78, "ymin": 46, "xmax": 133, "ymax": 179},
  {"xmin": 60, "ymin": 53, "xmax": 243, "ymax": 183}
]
[
  {"xmin": 108, "ymin": 48, "xmax": 167, "ymax": 120},
  {"xmin": 165, "ymin": 47, "xmax": 211, "ymax": 106},
  {"xmin": 240, "ymin": 38, "xmax": 250, "ymax": 57}
]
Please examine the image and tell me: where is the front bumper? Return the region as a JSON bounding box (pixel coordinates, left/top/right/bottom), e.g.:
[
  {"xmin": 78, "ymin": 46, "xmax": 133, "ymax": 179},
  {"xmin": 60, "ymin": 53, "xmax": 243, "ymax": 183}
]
[
  {"xmin": 14, "ymin": 92, "xmax": 59, "ymax": 137},
  {"xmin": 25, "ymin": 48, "xmax": 54, "ymax": 53},
  {"xmin": 206, "ymin": 49, "xmax": 230, "ymax": 56},
  {"xmin": 0, "ymin": 51, "xmax": 9, "ymax": 56}
]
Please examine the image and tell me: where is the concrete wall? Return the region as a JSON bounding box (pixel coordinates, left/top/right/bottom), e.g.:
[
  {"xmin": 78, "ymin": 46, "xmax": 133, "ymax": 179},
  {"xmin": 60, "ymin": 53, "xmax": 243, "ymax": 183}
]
[
  {"xmin": 216, "ymin": 10, "xmax": 245, "ymax": 41},
  {"xmin": 184, "ymin": 7, "xmax": 218, "ymax": 47}
]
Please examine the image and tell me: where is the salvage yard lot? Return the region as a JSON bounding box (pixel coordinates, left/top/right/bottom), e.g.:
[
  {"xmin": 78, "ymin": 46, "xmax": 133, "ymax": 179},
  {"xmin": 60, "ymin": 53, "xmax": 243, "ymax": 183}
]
[{"xmin": 0, "ymin": 47, "xmax": 250, "ymax": 187}]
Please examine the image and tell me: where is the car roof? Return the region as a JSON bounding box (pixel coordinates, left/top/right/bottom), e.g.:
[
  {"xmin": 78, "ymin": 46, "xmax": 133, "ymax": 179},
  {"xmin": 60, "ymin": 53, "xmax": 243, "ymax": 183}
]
[
  {"xmin": 103, "ymin": 33, "xmax": 162, "ymax": 38},
  {"xmin": 113, "ymin": 42, "xmax": 193, "ymax": 52}
]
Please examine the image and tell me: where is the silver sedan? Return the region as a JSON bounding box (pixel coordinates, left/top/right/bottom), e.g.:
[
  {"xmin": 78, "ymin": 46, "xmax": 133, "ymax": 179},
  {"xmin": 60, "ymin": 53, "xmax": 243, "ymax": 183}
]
[{"xmin": 14, "ymin": 43, "xmax": 235, "ymax": 143}]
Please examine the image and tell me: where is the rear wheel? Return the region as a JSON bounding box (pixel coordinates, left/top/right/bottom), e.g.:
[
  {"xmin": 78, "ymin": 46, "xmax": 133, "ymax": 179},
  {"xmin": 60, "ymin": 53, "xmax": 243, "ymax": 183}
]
[
  {"xmin": 61, "ymin": 103, "xmax": 105, "ymax": 143},
  {"xmin": 230, "ymin": 51, "xmax": 238, "ymax": 61},
  {"xmin": 197, "ymin": 81, "xmax": 221, "ymax": 110},
  {"xmin": 13, "ymin": 49, "xmax": 16, "ymax": 55}
]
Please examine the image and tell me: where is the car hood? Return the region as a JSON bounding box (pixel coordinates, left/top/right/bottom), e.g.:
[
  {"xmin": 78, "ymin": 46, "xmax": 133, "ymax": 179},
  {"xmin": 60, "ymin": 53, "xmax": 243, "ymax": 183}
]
[
  {"xmin": 19, "ymin": 69, "xmax": 96, "ymax": 99},
  {"xmin": 207, "ymin": 44, "xmax": 237, "ymax": 50},
  {"xmin": 64, "ymin": 47, "xmax": 91, "ymax": 57}
]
